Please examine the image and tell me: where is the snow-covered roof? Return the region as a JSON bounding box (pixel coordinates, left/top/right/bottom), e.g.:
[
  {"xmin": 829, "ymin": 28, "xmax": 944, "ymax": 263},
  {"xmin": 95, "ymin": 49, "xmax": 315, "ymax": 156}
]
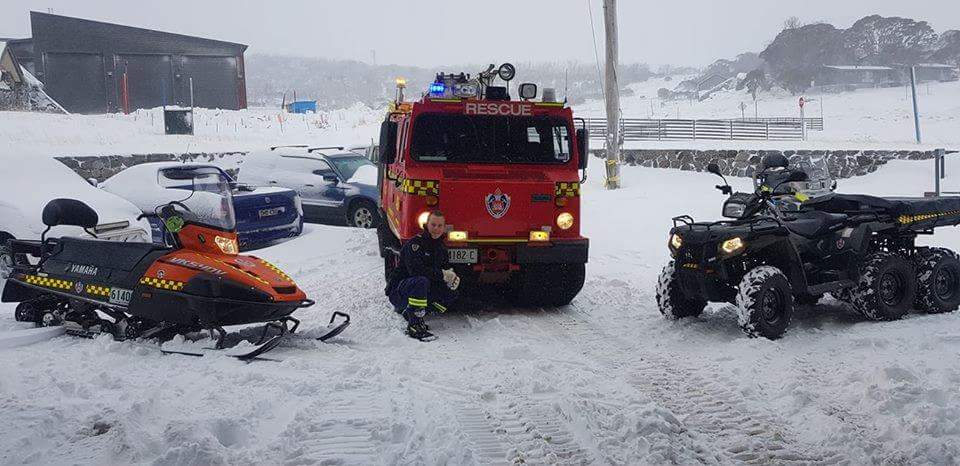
[{"xmin": 823, "ymin": 65, "xmax": 894, "ymax": 71}]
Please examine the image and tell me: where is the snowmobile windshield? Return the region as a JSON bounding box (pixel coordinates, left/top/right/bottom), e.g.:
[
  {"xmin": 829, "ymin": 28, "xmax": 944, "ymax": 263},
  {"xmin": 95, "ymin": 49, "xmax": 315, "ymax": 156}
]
[
  {"xmin": 158, "ymin": 167, "xmax": 237, "ymax": 231},
  {"xmin": 410, "ymin": 113, "xmax": 572, "ymax": 164},
  {"xmin": 754, "ymin": 158, "xmax": 834, "ymax": 198}
]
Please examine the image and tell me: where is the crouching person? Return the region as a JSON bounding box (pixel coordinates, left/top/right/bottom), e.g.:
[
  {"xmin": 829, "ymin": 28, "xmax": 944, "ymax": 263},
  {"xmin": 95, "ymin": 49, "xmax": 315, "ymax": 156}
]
[{"xmin": 386, "ymin": 211, "xmax": 460, "ymax": 341}]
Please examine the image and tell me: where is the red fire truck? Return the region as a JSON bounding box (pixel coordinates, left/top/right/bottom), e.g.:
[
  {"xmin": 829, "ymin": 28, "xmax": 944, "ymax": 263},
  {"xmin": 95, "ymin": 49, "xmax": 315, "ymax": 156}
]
[{"xmin": 376, "ymin": 64, "xmax": 589, "ymax": 306}]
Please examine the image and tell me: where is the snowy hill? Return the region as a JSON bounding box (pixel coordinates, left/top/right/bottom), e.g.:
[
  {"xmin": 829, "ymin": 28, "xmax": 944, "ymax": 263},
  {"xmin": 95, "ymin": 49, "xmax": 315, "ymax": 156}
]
[{"xmin": 2, "ymin": 156, "xmax": 960, "ymax": 464}]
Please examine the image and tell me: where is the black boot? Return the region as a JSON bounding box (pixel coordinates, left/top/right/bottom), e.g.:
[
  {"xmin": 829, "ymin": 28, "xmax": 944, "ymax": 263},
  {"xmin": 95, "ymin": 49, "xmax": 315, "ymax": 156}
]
[{"xmin": 401, "ymin": 308, "xmax": 435, "ymax": 341}]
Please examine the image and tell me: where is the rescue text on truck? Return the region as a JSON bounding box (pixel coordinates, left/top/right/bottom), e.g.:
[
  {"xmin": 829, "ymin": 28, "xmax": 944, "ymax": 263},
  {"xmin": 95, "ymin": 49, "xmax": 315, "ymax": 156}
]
[{"xmin": 375, "ymin": 64, "xmax": 590, "ymax": 307}]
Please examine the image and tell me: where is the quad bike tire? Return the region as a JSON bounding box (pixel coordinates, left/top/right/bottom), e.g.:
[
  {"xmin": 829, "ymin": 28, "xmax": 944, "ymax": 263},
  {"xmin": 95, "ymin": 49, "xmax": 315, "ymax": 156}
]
[
  {"xmin": 852, "ymin": 253, "xmax": 916, "ymax": 321},
  {"xmin": 736, "ymin": 266, "xmax": 793, "ymax": 339},
  {"xmin": 656, "ymin": 261, "xmax": 706, "ymax": 319},
  {"xmin": 915, "ymin": 248, "xmax": 960, "ymax": 314}
]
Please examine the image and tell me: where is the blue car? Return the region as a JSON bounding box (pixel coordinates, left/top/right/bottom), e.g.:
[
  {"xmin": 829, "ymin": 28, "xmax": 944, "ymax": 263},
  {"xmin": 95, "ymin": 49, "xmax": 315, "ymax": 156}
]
[
  {"xmin": 240, "ymin": 146, "xmax": 381, "ymax": 228},
  {"xmin": 99, "ymin": 163, "xmax": 304, "ymax": 250}
]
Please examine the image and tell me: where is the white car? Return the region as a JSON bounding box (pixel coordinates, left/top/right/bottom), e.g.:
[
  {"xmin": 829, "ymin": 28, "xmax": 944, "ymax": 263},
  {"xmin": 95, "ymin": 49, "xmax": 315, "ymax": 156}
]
[{"xmin": 0, "ymin": 156, "xmax": 151, "ymax": 280}]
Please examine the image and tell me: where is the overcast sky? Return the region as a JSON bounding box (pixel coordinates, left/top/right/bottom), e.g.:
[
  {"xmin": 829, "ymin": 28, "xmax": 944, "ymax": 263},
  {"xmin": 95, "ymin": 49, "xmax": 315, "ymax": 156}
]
[{"xmin": 3, "ymin": 0, "xmax": 959, "ymax": 68}]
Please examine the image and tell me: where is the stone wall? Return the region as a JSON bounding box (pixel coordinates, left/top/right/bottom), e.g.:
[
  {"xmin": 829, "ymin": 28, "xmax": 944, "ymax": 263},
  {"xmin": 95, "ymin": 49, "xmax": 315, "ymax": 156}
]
[
  {"xmin": 56, "ymin": 152, "xmax": 247, "ymax": 181},
  {"xmin": 591, "ymin": 148, "xmax": 956, "ymax": 178}
]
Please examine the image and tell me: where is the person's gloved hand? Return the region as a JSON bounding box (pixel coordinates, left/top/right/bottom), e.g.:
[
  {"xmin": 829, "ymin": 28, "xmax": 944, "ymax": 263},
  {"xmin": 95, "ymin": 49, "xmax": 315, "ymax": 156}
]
[
  {"xmin": 442, "ymin": 268, "xmax": 460, "ymax": 291},
  {"xmin": 442, "ymin": 268, "xmax": 457, "ymax": 284}
]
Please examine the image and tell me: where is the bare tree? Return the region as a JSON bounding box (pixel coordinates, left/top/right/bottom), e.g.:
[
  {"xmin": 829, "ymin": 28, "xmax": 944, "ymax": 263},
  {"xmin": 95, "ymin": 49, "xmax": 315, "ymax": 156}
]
[{"xmin": 784, "ymin": 16, "xmax": 801, "ymax": 30}]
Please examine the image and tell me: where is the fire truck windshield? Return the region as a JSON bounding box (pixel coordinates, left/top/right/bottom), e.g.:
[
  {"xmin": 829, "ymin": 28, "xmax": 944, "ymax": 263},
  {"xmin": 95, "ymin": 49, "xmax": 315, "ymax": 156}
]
[{"xmin": 410, "ymin": 114, "xmax": 572, "ymax": 164}]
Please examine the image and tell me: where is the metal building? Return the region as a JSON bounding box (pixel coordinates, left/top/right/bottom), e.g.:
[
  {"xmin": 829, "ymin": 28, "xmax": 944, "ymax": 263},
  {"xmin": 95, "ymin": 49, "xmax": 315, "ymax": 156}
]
[{"xmin": 17, "ymin": 11, "xmax": 247, "ymax": 114}]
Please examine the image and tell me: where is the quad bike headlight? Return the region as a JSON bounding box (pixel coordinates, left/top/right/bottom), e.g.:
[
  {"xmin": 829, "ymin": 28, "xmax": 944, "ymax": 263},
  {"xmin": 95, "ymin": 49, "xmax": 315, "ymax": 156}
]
[
  {"xmin": 669, "ymin": 233, "xmax": 683, "ymax": 250},
  {"xmin": 215, "ymin": 235, "xmax": 239, "ymax": 255},
  {"xmin": 723, "ymin": 202, "xmax": 747, "ymax": 219},
  {"xmin": 720, "ymin": 237, "xmax": 745, "ymax": 256}
]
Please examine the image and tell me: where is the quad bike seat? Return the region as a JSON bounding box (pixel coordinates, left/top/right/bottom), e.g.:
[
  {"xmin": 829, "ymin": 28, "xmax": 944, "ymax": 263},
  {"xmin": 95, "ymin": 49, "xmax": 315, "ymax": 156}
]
[{"xmin": 784, "ymin": 211, "xmax": 848, "ymax": 238}]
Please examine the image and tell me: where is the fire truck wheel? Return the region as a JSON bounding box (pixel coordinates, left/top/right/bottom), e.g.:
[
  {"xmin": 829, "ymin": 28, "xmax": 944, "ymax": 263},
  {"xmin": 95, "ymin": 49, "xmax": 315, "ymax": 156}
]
[{"xmin": 518, "ymin": 263, "xmax": 585, "ymax": 307}]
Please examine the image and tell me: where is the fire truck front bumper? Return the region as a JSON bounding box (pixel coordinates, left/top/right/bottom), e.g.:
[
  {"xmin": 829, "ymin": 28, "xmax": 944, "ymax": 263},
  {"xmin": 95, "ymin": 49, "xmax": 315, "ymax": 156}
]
[{"xmin": 515, "ymin": 239, "xmax": 589, "ymax": 264}]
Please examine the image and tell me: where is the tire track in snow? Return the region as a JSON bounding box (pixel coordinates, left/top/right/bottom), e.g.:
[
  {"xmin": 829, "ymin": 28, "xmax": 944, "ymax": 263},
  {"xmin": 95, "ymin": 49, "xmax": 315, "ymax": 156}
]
[{"xmin": 541, "ymin": 282, "xmax": 846, "ymax": 465}]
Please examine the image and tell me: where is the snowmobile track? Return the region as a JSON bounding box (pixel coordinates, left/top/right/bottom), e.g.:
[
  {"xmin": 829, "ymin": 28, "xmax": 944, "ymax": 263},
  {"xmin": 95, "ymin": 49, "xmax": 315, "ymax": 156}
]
[
  {"xmin": 423, "ymin": 384, "xmax": 593, "ymax": 465},
  {"xmin": 545, "ymin": 297, "xmax": 846, "ymax": 464},
  {"xmin": 279, "ymin": 392, "xmax": 389, "ymax": 465}
]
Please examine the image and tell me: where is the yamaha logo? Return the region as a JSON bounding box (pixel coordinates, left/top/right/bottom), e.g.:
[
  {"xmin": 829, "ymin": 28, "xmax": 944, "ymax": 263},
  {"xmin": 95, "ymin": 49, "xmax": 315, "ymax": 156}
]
[
  {"xmin": 264, "ymin": 197, "xmax": 271, "ymax": 204},
  {"xmin": 69, "ymin": 264, "xmax": 98, "ymax": 276},
  {"xmin": 485, "ymin": 189, "xmax": 511, "ymax": 219}
]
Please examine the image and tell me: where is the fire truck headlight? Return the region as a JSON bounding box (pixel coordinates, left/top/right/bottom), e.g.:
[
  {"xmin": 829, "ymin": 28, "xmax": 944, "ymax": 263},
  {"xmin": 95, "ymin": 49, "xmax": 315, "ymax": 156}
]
[
  {"xmin": 556, "ymin": 212, "xmax": 575, "ymax": 230},
  {"xmin": 530, "ymin": 231, "xmax": 550, "ymax": 242},
  {"xmin": 417, "ymin": 211, "xmax": 431, "ymax": 228}
]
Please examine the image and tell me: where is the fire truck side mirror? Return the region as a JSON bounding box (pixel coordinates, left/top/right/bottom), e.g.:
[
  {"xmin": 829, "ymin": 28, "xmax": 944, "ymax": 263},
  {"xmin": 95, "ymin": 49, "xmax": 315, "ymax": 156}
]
[
  {"xmin": 576, "ymin": 128, "xmax": 589, "ymax": 170},
  {"xmin": 379, "ymin": 119, "xmax": 398, "ymax": 165}
]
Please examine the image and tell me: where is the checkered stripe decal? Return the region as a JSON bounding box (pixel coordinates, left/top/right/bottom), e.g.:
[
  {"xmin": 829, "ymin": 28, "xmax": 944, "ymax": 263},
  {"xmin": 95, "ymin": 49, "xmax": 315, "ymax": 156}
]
[
  {"xmin": 400, "ymin": 179, "xmax": 440, "ymax": 196},
  {"xmin": 555, "ymin": 182, "xmax": 580, "ymax": 197},
  {"xmin": 139, "ymin": 277, "xmax": 185, "ymax": 291},
  {"xmin": 258, "ymin": 259, "xmax": 292, "ymax": 282},
  {"xmin": 24, "ymin": 274, "xmax": 73, "ymax": 290},
  {"xmin": 85, "ymin": 284, "xmax": 110, "ymax": 297},
  {"xmin": 898, "ymin": 210, "xmax": 960, "ymax": 225}
]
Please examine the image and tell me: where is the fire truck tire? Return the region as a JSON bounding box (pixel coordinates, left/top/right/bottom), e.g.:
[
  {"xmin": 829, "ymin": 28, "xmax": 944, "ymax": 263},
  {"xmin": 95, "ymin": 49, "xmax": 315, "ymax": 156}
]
[
  {"xmin": 518, "ymin": 263, "xmax": 585, "ymax": 307},
  {"xmin": 376, "ymin": 217, "xmax": 399, "ymax": 259}
]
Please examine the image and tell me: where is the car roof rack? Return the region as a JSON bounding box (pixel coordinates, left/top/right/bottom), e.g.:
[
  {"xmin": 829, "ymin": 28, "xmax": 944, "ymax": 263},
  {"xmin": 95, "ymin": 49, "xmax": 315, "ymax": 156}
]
[
  {"xmin": 270, "ymin": 144, "xmax": 309, "ymax": 151},
  {"xmin": 307, "ymin": 146, "xmax": 345, "ymax": 153}
]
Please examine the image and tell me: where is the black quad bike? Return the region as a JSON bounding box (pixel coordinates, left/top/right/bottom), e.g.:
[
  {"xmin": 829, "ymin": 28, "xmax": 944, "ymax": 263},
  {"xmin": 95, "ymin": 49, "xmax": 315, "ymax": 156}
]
[{"xmin": 657, "ymin": 155, "xmax": 960, "ymax": 339}]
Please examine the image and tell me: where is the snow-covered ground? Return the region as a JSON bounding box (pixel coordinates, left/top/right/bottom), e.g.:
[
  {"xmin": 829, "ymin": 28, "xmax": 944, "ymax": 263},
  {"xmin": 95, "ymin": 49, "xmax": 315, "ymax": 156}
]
[
  {"xmin": 0, "ymin": 104, "xmax": 383, "ymax": 158},
  {"xmin": 3, "ymin": 155, "xmax": 960, "ymax": 464},
  {"xmin": 1, "ymin": 77, "xmax": 957, "ymax": 161},
  {"xmin": 575, "ymin": 77, "xmax": 960, "ymax": 151}
]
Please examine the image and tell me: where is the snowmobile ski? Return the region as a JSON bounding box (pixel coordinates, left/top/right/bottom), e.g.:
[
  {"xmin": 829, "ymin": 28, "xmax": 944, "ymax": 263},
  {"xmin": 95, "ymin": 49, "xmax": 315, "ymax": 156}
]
[
  {"xmin": 0, "ymin": 326, "xmax": 66, "ymax": 350},
  {"xmin": 316, "ymin": 311, "xmax": 350, "ymax": 341}
]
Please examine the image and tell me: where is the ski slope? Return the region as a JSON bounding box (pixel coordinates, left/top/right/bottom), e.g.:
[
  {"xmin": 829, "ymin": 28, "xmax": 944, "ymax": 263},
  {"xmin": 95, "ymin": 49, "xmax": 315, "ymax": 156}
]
[{"xmin": 3, "ymin": 157, "xmax": 960, "ymax": 464}]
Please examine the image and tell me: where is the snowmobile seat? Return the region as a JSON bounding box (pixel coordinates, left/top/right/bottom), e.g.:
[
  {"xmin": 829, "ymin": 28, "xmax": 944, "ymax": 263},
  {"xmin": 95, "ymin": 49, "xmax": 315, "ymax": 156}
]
[
  {"xmin": 51, "ymin": 237, "xmax": 169, "ymax": 272},
  {"xmin": 784, "ymin": 211, "xmax": 848, "ymax": 238}
]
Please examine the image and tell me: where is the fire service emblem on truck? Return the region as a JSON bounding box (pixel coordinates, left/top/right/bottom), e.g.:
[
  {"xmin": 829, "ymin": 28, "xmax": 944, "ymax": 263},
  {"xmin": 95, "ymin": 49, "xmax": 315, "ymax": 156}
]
[{"xmin": 485, "ymin": 189, "xmax": 511, "ymax": 219}]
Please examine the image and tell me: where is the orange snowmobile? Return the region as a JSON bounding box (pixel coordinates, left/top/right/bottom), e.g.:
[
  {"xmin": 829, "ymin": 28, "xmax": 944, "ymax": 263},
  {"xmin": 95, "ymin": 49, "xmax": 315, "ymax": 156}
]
[{"xmin": 2, "ymin": 166, "xmax": 348, "ymax": 359}]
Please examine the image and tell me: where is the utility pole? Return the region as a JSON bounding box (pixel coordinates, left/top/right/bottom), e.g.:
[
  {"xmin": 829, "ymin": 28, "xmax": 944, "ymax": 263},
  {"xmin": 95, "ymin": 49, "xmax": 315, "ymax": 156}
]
[
  {"xmin": 910, "ymin": 66, "xmax": 922, "ymax": 144},
  {"xmin": 603, "ymin": 0, "xmax": 621, "ymax": 189}
]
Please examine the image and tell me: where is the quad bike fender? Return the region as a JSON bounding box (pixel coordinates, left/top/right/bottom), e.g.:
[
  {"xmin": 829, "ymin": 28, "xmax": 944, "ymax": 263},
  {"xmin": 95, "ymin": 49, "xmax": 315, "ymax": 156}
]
[{"xmin": 751, "ymin": 239, "xmax": 808, "ymax": 292}]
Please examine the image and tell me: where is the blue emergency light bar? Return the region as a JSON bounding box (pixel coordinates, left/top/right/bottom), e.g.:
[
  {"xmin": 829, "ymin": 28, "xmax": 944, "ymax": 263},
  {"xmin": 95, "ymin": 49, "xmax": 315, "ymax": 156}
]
[{"xmin": 429, "ymin": 82, "xmax": 446, "ymax": 96}]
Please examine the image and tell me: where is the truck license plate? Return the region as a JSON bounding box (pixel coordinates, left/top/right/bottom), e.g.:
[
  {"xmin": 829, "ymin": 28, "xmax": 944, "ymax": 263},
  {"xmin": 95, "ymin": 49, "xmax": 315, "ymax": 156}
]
[
  {"xmin": 448, "ymin": 248, "xmax": 478, "ymax": 264},
  {"xmin": 258, "ymin": 207, "xmax": 285, "ymax": 218}
]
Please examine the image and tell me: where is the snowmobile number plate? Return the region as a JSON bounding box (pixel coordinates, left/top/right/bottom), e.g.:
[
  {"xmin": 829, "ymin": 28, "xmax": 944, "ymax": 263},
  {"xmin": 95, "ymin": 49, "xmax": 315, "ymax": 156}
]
[
  {"xmin": 448, "ymin": 248, "xmax": 478, "ymax": 264},
  {"xmin": 109, "ymin": 287, "xmax": 133, "ymax": 306}
]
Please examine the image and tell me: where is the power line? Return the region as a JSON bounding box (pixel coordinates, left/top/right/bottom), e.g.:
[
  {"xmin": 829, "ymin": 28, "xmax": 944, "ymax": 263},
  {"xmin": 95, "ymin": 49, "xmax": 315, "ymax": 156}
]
[{"xmin": 586, "ymin": 0, "xmax": 606, "ymax": 104}]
